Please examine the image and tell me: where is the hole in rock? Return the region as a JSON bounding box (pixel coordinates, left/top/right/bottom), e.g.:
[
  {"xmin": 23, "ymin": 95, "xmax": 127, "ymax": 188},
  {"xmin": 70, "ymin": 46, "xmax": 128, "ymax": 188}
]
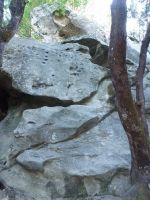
[
  {"xmin": 66, "ymin": 48, "xmax": 71, "ymax": 51},
  {"xmin": 0, "ymin": 181, "xmax": 5, "ymax": 190},
  {"xmin": 0, "ymin": 88, "xmax": 8, "ymax": 121}
]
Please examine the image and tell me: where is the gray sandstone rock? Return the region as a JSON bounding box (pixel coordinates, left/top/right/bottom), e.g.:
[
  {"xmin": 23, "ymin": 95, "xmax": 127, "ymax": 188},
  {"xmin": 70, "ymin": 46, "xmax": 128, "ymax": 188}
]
[
  {"xmin": 30, "ymin": 4, "xmax": 107, "ymax": 43},
  {"xmin": 0, "ymin": 105, "xmax": 130, "ymax": 199},
  {"xmin": 127, "ymin": 39, "xmax": 150, "ymax": 65},
  {"xmin": 2, "ymin": 37, "xmax": 106, "ymax": 103},
  {"xmin": 0, "ymin": 105, "xmax": 26, "ymax": 170},
  {"xmin": 108, "ymin": 173, "xmax": 131, "ymax": 196},
  {"xmin": 31, "ymin": 4, "xmax": 60, "ymax": 43},
  {"xmin": 10, "ymin": 105, "xmax": 110, "ymax": 162},
  {"xmin": 4, "ymin": 109, "xmax": 130, "ymax": 199},
  {"xmin": 0, "ymin": 10, "xmax": 147, "ymax": 198}
]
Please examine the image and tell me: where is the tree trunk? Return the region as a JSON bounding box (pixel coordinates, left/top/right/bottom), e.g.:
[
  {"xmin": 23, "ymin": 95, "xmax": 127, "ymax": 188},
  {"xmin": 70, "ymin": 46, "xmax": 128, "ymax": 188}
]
[
  {"xmin": 136, "ymin": 22, "xmax": 150, "ymax": 138},
  {"xmin": 109, "ymin": 0, "xmax": 150, "ymax": 198},
  {"xmin": 0, "ymin": 0, "xmax": 4, "ymax": 26},
  {"xmin": 0, "ymin": 0, "xmax": 27, "ymax": 66},
  {"xmin": 0, "ymin": 42, "xmax": 4, "ymax": 67}
]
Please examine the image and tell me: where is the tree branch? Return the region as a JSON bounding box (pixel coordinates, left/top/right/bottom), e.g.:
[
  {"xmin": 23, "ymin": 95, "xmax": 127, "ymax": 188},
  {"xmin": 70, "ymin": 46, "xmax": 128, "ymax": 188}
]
[
  {"xmin": 136, "ymin": 22, "xmax": 150, "ymax": 137},
  {"xmin": 0, "ymin": 0, "xmax": 27, "ymax": 43}
]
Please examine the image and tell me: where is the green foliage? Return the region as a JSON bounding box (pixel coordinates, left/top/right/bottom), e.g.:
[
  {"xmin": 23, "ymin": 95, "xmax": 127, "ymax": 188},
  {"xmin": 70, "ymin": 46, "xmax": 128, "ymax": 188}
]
[
  {"xmin": 53, "ymin": 8, "xmax": 69, "ymax": 17},
  {"xmin": 53, "ymin": 0, "xmax": 88, "ymax": 17},
  {"xmin": 18, "ymin": 0, "xmax": 88, "ymax": 37},
  {"xmin": 57, "ymin": 0, "xmax": 88, "ymax": 9}
]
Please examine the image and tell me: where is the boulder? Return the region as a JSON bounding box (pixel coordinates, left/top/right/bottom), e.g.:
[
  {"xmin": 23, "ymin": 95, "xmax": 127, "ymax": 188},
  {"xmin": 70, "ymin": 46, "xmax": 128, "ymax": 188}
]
[
  {"xmin": 1, "ymin": 106, "xmax": 130, "ymax": 199},
  {"xmin": 2, "ymin": 37, "xmax": 106, "ymax": 103},
  {"xmin": 30, "ymin": 4, "xmax": 107, "ymax": 43},
  {"xmin": 30, "ymin": 4, "xmax": 60, "ymax": 43},
  {"xmin": 0, "ymin": 3, "xmax": 150, "ymax": 199},
  {"xmin": 30, "ymin": 3, "xmax": 150, "ymax": 71}
]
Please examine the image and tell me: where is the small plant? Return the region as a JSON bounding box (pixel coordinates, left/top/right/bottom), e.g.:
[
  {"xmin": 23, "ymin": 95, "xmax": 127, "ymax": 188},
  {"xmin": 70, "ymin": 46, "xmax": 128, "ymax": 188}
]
[{"xmin": 53, "ymin": 8, "xmax": 69, "ymax": 17}]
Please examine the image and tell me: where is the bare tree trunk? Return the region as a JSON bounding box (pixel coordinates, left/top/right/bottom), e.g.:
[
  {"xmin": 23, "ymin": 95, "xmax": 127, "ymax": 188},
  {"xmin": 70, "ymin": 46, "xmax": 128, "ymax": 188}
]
[
  {"xmin": 0, "ymin": 0, "xmax": 4, "ymax": 25},
  {"xmin": 109, "ymin": 1, "xmax": 150, "ymax": 196},
  {"xmin": 136, "ymin": 22, "xmax": 150, "ymax": 137},
  {"xmin": 0, "ymin": 42, "xmax": 5, "ymax": 67},
  {"xmin": 0, "ymin": 0, "xmax": 27, "ymax": 67}
]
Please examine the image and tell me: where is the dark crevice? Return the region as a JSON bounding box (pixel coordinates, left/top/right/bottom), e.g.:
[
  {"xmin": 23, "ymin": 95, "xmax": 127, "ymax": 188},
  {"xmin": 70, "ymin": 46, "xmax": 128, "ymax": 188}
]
[
  {"xmin": 0, "ymin": 87, "xmax": 9, "ymax": 121},
  {"xmin": 0, "ymin": 57, "xmax": 112, "ymax": 112},
  {"xmin": 63, "ymin": 38, "xmax": 100, "ymax": 56},
  {"xmin": 50, "ymin": 107, "xmax": 116, "ymax": 144},
  {"xmin": 63, "ymin": 38, "xmax": 140, "ymax": 70},
  {"xmin": 0, "ymin": 181, "xmax": 5, "ymax": 190},
  {"xmin": 0, "ymin": 69, "xmax": 109, "ymax": 111},
  {"xmin": 63, "ymin": 38, "xmax": 109, "ymax": 67}
]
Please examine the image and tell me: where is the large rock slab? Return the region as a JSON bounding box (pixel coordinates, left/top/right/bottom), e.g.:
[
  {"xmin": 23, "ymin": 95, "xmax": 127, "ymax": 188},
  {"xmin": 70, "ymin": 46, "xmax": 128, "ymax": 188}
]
[
  {"xmin": 2, "ymin": 37, "xmax": 106, "ymax": 103},
  {"xmin": 1, "ymin": 105, "xmax": 130, "ymax": 199},
  {"xmin": 8, "ymin": 105, "xmax": 110, "ymax": 162},
  {"xmin": 16, "ymin": 111, "xmax": 130, "ymax": 176}
]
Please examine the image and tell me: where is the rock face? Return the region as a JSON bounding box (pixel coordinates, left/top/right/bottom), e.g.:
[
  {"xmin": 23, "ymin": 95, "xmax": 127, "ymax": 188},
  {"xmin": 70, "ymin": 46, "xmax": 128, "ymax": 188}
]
[
  {"xmin": 0, "ymin": 107, "xmax": 130, "ymax": 199},
  {"xmin": 2, "ymin": 37, "xmax": 106, "ymax": 103},
  {"xmin": 15, "ymin": 111, "xmax": 130, "ymax": 175},
  {"xmin": 0, "ymin": 35, "xmax": 133, "ymax": 200},
  {"xmin": 30, "ymin": 3, "xmax": 150, "ymax": 69},
  {"xmin": 1, "ymin": 5, "xmax": 150, "ymax": 199}
]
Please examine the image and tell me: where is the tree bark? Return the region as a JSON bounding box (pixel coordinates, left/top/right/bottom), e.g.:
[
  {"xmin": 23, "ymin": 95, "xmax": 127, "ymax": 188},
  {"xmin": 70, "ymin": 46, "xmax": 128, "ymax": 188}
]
[
  {"xmin": 0, "ymin": 0, "xmax": 27, "ymax": 42},
  {"xmin": 136, "ymin": 22, "xmax": 150, "ymax": 138},
  {"xmin": 0, "ymin": 0, "xmax": 4, "ymax": 26},
  {"xmin": 0, "ymin": 0, "xmax": 27, "ymax": 67},
  {"xmin": 109, "ymin": 0, "xmax": 150, "ymax": 189}
]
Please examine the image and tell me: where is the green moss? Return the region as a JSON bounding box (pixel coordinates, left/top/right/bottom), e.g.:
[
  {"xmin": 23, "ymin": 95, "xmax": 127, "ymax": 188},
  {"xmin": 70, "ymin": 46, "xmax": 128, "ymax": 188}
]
[{"xmin": 32, "ymin": 33, "xmax": 43, "ymax": 41}]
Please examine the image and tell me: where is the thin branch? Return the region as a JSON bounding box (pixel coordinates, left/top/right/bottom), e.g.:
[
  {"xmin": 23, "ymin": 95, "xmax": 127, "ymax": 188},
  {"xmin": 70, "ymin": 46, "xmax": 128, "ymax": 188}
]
[{"xmin": 136, "ymin": 22, "xmax": 150, "ymax": 137}]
